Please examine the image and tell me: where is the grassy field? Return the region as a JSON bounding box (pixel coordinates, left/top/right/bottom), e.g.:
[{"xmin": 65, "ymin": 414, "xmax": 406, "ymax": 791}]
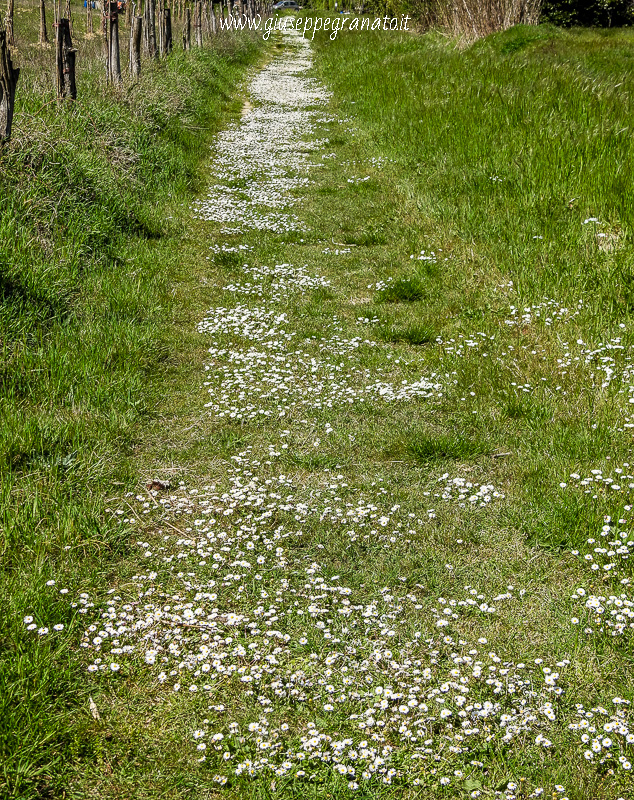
[
  {"xmin": 5, "ymin": 13, "xmax": 634, "ymax": 800},
  {"xmin": 0, "ymin": 6, "xmax": 263, "ymax": 797}
]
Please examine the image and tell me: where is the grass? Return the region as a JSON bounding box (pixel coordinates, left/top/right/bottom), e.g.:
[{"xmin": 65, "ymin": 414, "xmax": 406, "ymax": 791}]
[
  {"xmin": 6, "ymin": 12, "xmax": 634, "ymax": 800},
  {"xmin": 0, "ymin": 4, "xmax": 264, "ymax": 797}
]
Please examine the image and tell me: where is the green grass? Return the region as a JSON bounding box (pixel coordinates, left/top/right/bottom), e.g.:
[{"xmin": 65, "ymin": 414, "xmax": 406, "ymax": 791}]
[
  {"xmin": 6, "ymin": 13, "xmax": 634, "ymax": 800},
  {"xmin": 0, "ymin": 5, "xmax": 264, "ymax": 797}
]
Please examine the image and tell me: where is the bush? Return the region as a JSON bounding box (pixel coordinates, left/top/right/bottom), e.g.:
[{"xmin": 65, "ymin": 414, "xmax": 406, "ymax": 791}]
[{"xmin": 540, "ymin": 0, "xmax": 634, "ymax": 26}]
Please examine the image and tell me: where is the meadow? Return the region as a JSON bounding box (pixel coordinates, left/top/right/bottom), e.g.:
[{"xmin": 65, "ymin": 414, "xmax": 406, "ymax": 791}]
[{"xmin": 4, "ymin": 12, "xmax": 634, "ymax": 800}]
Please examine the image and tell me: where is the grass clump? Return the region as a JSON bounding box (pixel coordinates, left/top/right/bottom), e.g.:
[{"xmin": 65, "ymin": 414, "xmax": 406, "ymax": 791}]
[
  {"xmin": 375, "ymin": 275, "xmax": 427, "ymax": 302},
  {"xmin": 379, "ymin": 322, "xmax": 438, "ymax": 345},
  {"xmin": 405, "ymin": 430, "xmax": 492, "ymax": 463}
]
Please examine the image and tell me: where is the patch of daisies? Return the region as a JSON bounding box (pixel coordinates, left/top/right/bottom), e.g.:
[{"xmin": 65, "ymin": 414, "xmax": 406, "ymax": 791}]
[
  {"xmin": 192, "ymin": 31, "xmax": 328, "ymax": 234},
  {"xmin": 22, "ymin": 26, "xmax": 634, "ymax": 800}
]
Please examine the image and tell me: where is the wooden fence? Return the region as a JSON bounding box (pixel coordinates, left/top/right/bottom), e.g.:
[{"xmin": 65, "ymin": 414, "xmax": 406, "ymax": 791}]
[{"xmin": 0, "ymin": 0, "xmax": 271, "ymax": 141}]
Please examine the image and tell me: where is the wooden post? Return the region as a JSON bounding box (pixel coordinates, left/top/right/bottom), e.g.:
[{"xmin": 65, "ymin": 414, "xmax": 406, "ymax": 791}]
[
  {"xmin": 202, "ymin": 0, "xmax": 209, "ymax": 33},
  {"xmin": 147, "ymin": 0, "xmax": 157, "ymax": 57},
  {"xmin": 210, "ymin": 0, "xmax": 216, "ymax": 32},
  {"xmin": 143, "ymin": 0, "xmax": 148, "ymax": 50},
  {"xmin": 157, "ymin": 0, "xmax": 163, "ymax": 55},
  {"xmin": 129, "ymin": 13, "xmax": 141, "ymax": 73},
  {"xmin": 109, "ymin": 1, "xmax": 121, "ymax": 81},
  {"xmin": 194, "ymin": 0, "xmax": 201, "ymax": 45},
  {"xmin": 0, "ymin": 29, "xmax": 18, "ymax": 142},
  {"xmin": 163, "ymin": 5, "xmax": 171, "ymax": 51},
  {"xmin": 182, "ymin": 4, "xmax": 190, "ymax": 48},
  {"xmin": 65, "ymin": 0, "xmax": 72, "ymax": 32},
  {"xmin": 5, "ymin": 0, "xmax": 14, "ymax": 46},
  {"xmin": 86, "ymin": 0, "xmax": 93, "ymax": 34},
  {"xmin": 55, "ymin": 18, "xmax": 76, "ymax": 99},
  {"xmin": 40, "ymin": 0, "xmax": 49, "ymax": 43},
  {"xmin": 101, "ymin": 0, "xmax": 109, "ymax": 60}
]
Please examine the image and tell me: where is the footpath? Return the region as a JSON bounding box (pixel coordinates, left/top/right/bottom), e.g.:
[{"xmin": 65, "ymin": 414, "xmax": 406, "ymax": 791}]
[{"xmin": 24, "ymin": 27, "xmax": 634, "ymax": 800}]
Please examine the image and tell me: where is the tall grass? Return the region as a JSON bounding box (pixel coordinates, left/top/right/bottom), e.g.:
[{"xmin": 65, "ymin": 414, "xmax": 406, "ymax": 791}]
[
  {"xmin": 0, "ymin": 6, "xmax": 263, "ymax": 796},
  {"xmin": 314, "ymin": 23, "xmax": 634, "ymax": 309},
  {"xmin": 420, "ymin": 0, "xmax": 541, "ymax": 39}
]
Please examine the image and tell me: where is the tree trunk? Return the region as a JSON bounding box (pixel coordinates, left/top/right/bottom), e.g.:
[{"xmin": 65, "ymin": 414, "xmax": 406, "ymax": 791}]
[
  {"xmin": 109, "ymin": 1, "xmax": 121, "ymax": 81},
  {"xmin": 130, "ymin": 13, "xmax": 141, "ymax": 72},
  {"xmin": 0, "ymin": 29, "xmax": 19, "ymax": 141},
  {"xmin": 40, "ymin": 0, "xmax": 49, "ymax": 43}
]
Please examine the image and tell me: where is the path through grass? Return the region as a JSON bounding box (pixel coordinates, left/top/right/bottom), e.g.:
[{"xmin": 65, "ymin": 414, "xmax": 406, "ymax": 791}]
[{"xmin": 15, "ymin": 21, "xmax": 634, "ymax": 800}]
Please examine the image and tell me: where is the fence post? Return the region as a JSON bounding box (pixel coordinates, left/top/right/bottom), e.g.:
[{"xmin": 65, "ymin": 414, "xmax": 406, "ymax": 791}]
[
  {"xmin": 147, "ymin": 0, "xmax": 157, "ymax": 57},
  {"xmin": 0, "ymin": 29, "xmax": 18, "ymax": 142},
  {"xmin": 40, "ymin": 0, "xmax": 49, "ymax": 43},
  {"xmin": 65, "ymin": 0, "xmax": 72, "ymax": 32},
  {"xmin": 101, "ymin": 0, "xmax": 109, "ymax": 63},
  {"xmin": 182, "ymin": 5, "xmax": 190, "ymax": 48},
  {"xmin": 194, "ymin": 0, "xmax": 202, "ymax": 44},
  {"xmin": 55, "ymin": 18, "xmax": 76, "ymax": 99},
  {"xmin": 109, "ymin": 1, "xmax": 121, "ymax": 81},
  {"xmin": 130, "ymin": 13, "xmax": 141, "ymax": 72},
  {"xmin": 157, "ymin": 0, "xmax": 163, "ymax": 55},
  {"xmin": 163, "ymin": 5, "xmax": 171, "ymax": 51},
  {"xmin": 86, "ymin": 0, "xmax": 92, "ymax": 34},
  {"xmin": 4, "ymin": 0, "xmax": 14, "ymax": 45}
]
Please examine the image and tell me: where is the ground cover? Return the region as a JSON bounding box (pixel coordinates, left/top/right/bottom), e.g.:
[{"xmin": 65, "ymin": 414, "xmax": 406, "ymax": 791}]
[
  {"xmin": 0, "ymin": 10, "xmax": 263, "ymax": 797},
  {"xmin": 9, "ymin": 17, "xmax": 634, "ymax": 800}
]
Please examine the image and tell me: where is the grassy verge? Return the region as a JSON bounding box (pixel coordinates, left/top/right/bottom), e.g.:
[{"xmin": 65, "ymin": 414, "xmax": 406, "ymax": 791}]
[{"xmin": 0, "ymin": 9, "xmax": 264, "ymax": 796}]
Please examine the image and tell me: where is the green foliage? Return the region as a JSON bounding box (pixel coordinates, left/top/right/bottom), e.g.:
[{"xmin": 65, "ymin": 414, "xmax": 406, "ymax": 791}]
[{"xmin": 541, "ymin": 0, "xmax": 634, "ymax": 26}]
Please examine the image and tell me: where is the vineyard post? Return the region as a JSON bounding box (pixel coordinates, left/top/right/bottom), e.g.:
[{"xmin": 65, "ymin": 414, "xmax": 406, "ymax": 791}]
[
  {"xmin": 4, "ymin": 0, "xmax": 14, "ymax": 45},
  {"xmin": 164, "ymin": 4, "xmax": 171, "ymax": 51},
  {"xmin": 102, "ymin": 0, "xmax": 109, "ymax": 62},
  {"xmin": 55, "ymin": 18, "xmax": 76, "ymax": 98},
  {"xmin": 0, "ymin": 28, "xmax": 19, "ymax": 141},
  {"xmin": 130, "ymin": 11, "xmax": 142, "ymax": 73},
  {"xmin": 148, "ymin": 0, "xmax": 157, "ymax": 57},
  {"xmin": 109, "ymin": 1, "xmax": 121, "ymax": 81},
  {"xmin": 194, "ymin": 0, "xmax": 201, "ymax": 45},
  {"xmin": 183, "ymin": 4, "xmax": 190, "ymax": 47},
  {"xmin": 40, "ymin": 0, "xmax": 49, "ymax": 42}
]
